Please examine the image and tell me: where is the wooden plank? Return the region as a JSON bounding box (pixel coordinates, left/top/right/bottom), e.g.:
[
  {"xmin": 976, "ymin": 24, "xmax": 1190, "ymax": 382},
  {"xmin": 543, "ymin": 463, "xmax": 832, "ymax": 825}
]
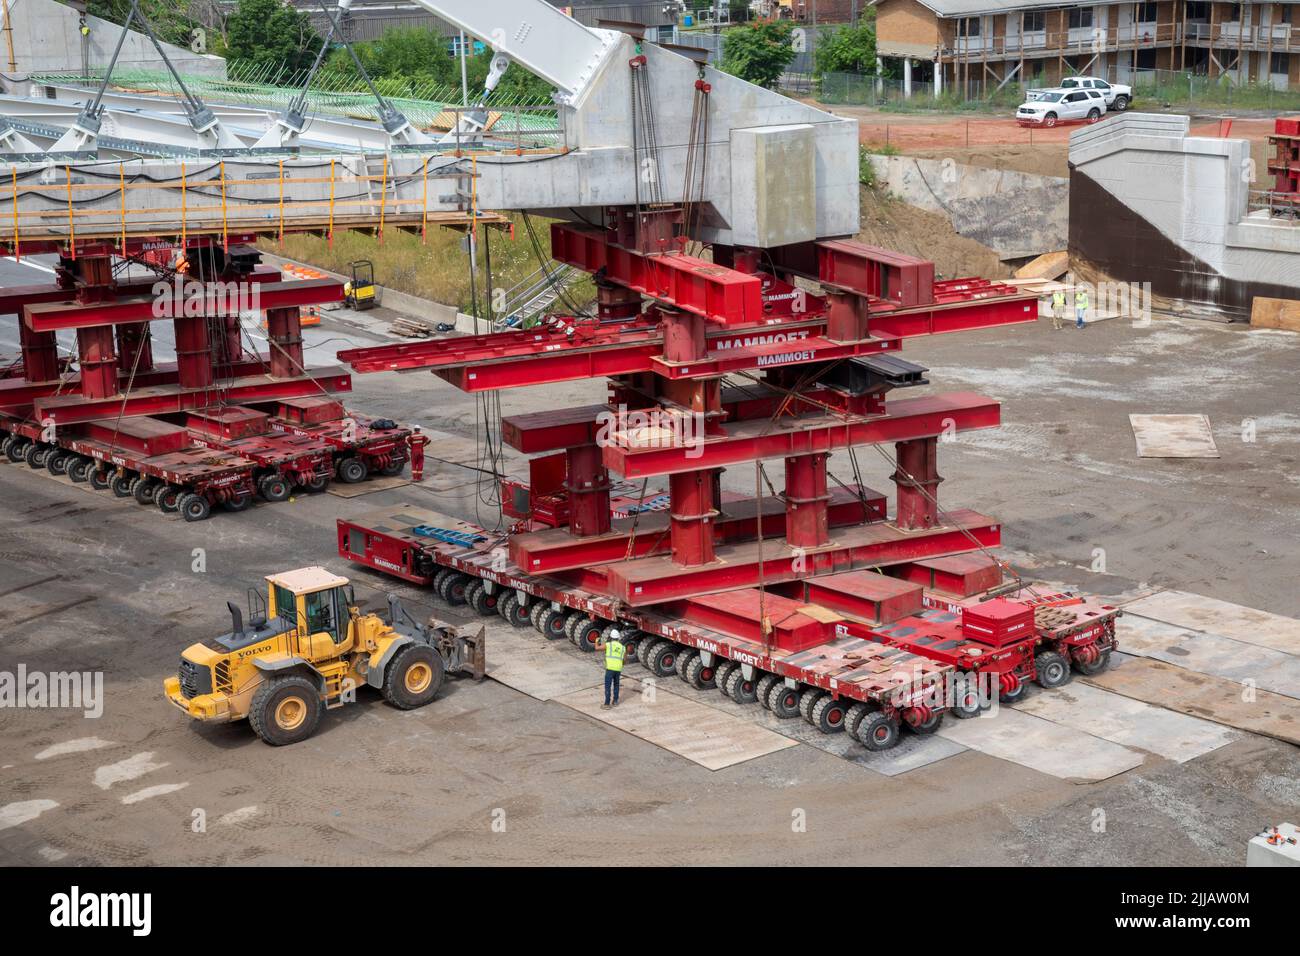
[
  {"xmin": 1125, "ymin": 590, "xmax": 1300, "ymax": 656},
  {"xmin": 556, "ymin": 678, "xmax": 798, "ymax": 771},
  {"xmin": 1129, "ymin": 414, "xmax": 1220, "ymax": 458},
  {"xmin": 1014, "ymin": 250, "xmax": 1069, "ymax": 280},
  {"xmin": 1086, "ymin": 655, "xmax": 1300, "ymax": 747},
  {"xmin": 1250, "ymin": 295, "xmax": 1300, "ymax": 332}
]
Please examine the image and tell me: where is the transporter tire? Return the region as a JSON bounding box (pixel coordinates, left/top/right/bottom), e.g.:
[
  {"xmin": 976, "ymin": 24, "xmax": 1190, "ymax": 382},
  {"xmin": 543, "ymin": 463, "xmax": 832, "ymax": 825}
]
[
  {"xmin": 1073, "ymin": 649, "xmax": 1112, "ymax": 676},
  {"xmin": 729, "ymin": 670, "xmax": 759, "ymax": 705},
  {"xmin": 67, "ymin": 457, "xmax": 94, "ymax": 483},
  {"xmin": 89, "ymin": 468, "xmax": 111, "ymax": 491},
  {"xmin": 157, "ymin": 485, "xmax": 183, "ymax": 514},
  {"xmin": 713, "ymin": 660, "xmax": 739, "ymax": 696},
  {"xmin": 179, "ymin": 493, "xmax": 212, "ymax": 522},
  {"xmin": 537, "ymin": 608, "xmax": 568, "ymax": 640},
  {"xmin": 676, "ymin": 648, "xmax": 698, "ymax": 681},
  {"xmin": 111, "ymin": 472, "xmax": 135, "ymax": 497},
  {"xmin": 564, "ymin": 612, "xmax": 583, "ymax": 643},
  {"xmin": 498, "ymin": 593, "xmax": 531, "ymax": 628},
  {"xmin": 0, "ymin": 433, "xmax": 11, "ymax": 457},
  {"xmin": 573, "ymin": 620, "xmax": 601, "ymax": 653},
  {"xmin": 431, "ymin": 568, "xmax": 455, "ymax": 598},
  {"xmin": 810, "ymin": 695, "xmax": 848, "ymax": 734},
  {"xmin": 844, "ymin": 702, "xmax": 870, "ymax": 738},
  {"xmin": 305, "ymin": 474, "xmax": 329, "ymax": 493},
  {"xmin": 383, "ymin": 644, "xmax": 445, "ymax": 710},
  {"xmin": 439, "ymin": 572, "xmax": 469, "ymax": 606},
  {"xmin": 25, "ymin": 441, "xmax": 50, "ymax": 468},
  {"xmin": 769, "ymin": 682, "xmax": 802, "ymax": 719},
  {"xmin": 636, "ymin": 638, "xmax": 663, "ymax": 669},
  {"xmin": 223, "ymin": 494, "xmax": 253, "ymax": 513},
  {"xmin": 46, "ymin": 450, "xmax": 72, "ymax": 475},
  {"xmin": 621, "ymin": 632, "xmax": 641, "ymax": 663},
  {"xmin": 259, "ymin": 474, "xmax": 291, "ymax": 502},
  {"xmin": 856, "ymin": 710, "xmax": 901, "ymax": 752},
  {"xmin": 684, "ymin": 654, "xmax": 716, "ymax": 690},
  {"xmin": 250, "ymin": 675, "xmax": 323, "ymax": 746},
  {"xmin": 755, "ymin": 673, "xmax": 780, "ymax": 710},
  {"xmin": 5, "ymin": 437, "xmax": 28, "ymax": 462},
  {"xmin": 337, "ymin": 456, "xmax": 368, "ymax": 484},
  {"xmin": 999, "ymin": 676, "xmax": 1028, "ymax": 704},
  {"xmin": 643, "ymin": 640, "xmax": 679, "ymax": 678},
  {"xmin": 906, "ymin": 710, "xmax": 944, "ymax": 735},
  {"xmin": 133, "ymin": 478, "xmax": 159, "ymax": 505},
  {"xmin": 950, "ymin": 672, "xmax": 985, "ymax": 719},
  {"xmin": 380, "ymin": 459, "xmax": 406, "ymax": 477},
  {"xmin": 469, "ymin": 581, "xmax": 499, "ymax": 616},
  {"xmin": 1034, "ymin": 649, "xmax": 1071, "ymax": 689},
  {"xmin": 799, "ymin": 687, "xmax": 825, "ymax": 723},
  {"xmin": 530, "ymin": 601, "xmax": 548, "ymax": 632}
]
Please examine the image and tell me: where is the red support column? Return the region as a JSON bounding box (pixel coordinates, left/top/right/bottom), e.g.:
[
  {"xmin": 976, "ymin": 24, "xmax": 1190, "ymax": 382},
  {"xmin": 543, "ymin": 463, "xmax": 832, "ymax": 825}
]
[
  {"xmin": 825, "ymin": 289, "xmax": 868, "ymax": 343},
  {"xmin": 565, "ymin": 443, "xmax": 611, "ymax": 537},
  {"xmin": 173, "ymin": 315, "xmax": 213, "ymax": 390},
  {"xmin": 659, "ymin": 306, "xmax": 706, "ymax": 363},
  {"xmin": 669, "ymin": 468, "xmax": 718, "ymax": 566},
  {"xmin": 784, "ymin": 452, "xmax": 830, "ymax": 548},
  {"xmin": 115, "ymin": 323, "xmax": 154, "ymax": 374},
  {"xmin": 18, "ymin": 319, "xmax": 59, "ymax": 382},
  {"xmin": 893, "ymin": 436, "xmax": 943, "ymax": 531},
  {"xmin": 265, "ymin": 306, "xmax": 304, "ymax": 378},
  {"xmin": 77, "ymin": 326, "xmax": 118, "ymax": 399}
]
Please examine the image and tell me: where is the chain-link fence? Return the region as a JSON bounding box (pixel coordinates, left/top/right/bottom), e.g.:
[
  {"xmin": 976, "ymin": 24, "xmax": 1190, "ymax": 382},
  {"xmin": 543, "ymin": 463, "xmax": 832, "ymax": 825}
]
[{"xmin": 800, "ymin": 68, "xmax": 1300, "ymax": 114}]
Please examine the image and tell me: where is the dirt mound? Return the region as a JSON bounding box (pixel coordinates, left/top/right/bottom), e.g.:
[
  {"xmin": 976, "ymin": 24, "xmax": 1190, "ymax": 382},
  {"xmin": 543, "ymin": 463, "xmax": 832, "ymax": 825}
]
[{"xmin": 855, "ymin": 186, "xmax": 1009, "ymax": 280}]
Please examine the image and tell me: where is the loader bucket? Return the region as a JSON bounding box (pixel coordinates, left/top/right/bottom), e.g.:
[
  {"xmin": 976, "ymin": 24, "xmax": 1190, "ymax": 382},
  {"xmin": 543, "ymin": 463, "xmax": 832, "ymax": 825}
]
[{"xmin": 431, "ymin": 620, "xmax": 487, "ymax": 681}]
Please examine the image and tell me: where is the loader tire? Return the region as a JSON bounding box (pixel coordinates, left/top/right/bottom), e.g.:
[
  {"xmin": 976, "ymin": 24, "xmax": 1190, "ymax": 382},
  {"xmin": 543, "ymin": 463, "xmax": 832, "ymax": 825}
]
[
  {"xmin": 383, "ymin": 644, "xmax": 445, "ymax": 710},
  {"xmin": 250, "ymin": 675, "xmax": 323, "ymax": 746}
]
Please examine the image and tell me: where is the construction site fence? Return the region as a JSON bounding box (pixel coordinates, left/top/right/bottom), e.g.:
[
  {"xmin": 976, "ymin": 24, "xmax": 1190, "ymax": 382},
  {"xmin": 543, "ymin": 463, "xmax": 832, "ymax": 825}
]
[
  {"xmin": 0, "ymin": 154, "xmax": 501, "ymax": 247},
  {"xmin": 807, "ymin": 68, "xmax": 1300, "ymax": 113}
]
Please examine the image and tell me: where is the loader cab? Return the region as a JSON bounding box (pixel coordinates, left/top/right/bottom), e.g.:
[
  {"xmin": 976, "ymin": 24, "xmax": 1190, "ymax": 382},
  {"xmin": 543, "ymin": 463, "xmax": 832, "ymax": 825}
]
[{"xmin": 266, "ymin": 567, "xmax": 356, "ymax": 653}]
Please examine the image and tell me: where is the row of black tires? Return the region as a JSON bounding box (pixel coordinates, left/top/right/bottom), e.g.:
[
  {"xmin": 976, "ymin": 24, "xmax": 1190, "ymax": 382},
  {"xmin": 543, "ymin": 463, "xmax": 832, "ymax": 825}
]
[
  {"xmin": 1, "ymin": 432, "xmax": 397, "ymax": 521},
  {"xmin": 426, "ymin": 566, "xmax": 1107, "ymax": 752}
]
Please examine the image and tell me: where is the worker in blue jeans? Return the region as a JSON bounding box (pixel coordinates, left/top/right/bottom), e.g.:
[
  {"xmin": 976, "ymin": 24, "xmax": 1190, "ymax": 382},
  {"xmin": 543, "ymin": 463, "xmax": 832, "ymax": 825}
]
[{"xmin": 595, "ymin": 628, "xmax": 626, "ymax": 708}]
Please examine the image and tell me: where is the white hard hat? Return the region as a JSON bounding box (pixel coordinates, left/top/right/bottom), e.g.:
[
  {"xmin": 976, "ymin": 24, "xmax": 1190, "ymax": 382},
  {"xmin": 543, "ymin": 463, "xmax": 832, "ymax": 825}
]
[{"xmin": 608, "ymin": 627, "xmax": 622, "ymax": 641}]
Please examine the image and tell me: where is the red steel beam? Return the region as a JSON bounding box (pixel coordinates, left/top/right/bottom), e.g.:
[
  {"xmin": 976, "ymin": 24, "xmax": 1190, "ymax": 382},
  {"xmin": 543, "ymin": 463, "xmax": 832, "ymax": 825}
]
[
  {"xmin": 602, "ymin": 392, "xmax": 1001, "ymax": 479},
  {"xmin": 0, "ymin": 268, "xmax": 282, "ymax": 316},
  {"xmin": 550, "ymin": 223, "xmax": 764, "ymax": 326},
  {"xmin": 601, "ymin": 509, "xmax": 1001, "ymax": 606},
  {"xmin": 511, "ymin": 485, "xmax": 883, "ymax": 575},
  {"xmin": 22, "ymin": 279, "xmax": 341, "ymax": 332},
  {"xmin": 0, "ymin": 357, "xmax": 277, "ymax": 409},
  {"xmin": 33, "ymin": 368, "xmax": 352, "ymax": 425}
]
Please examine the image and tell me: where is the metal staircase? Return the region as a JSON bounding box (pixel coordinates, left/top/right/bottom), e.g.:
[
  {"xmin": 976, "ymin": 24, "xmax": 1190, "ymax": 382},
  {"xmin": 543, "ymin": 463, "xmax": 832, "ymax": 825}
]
[{"xmin": 493, "ymin": 264, "xmax": 581, "ymax": 330}]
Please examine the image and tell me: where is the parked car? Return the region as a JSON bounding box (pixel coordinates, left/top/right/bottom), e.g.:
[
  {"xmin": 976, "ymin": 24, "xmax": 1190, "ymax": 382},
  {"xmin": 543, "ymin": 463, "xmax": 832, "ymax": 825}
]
[
  {"xmin": 1016, "ymin": 89, "xmax": 1107, "ymax": 127},
  {"xmin": 1027, "ymin": 76, "xmax": 1132, "ymax": 111}
]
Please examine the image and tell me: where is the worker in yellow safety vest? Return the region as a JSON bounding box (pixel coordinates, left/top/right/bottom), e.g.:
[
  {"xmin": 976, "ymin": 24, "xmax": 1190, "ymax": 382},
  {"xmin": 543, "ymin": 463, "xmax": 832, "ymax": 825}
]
[
  {"xmin": 595, "ymin": 627, "xmax": 626, "ymax": 708},
  {"xmin": 1051, "ymin": 289, "xmax": 1067, "ymax": 330},
  {"xmin": 1075, "ymin": 288, "xmax": 1089, "ymax": 329}
]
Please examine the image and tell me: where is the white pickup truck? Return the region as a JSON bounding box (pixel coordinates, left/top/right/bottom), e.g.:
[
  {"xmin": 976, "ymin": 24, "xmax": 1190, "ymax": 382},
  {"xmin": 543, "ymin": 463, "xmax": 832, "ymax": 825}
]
[{"xmin": 1027, "ymin": 76, "xmax": 1133, "ymax": 112}]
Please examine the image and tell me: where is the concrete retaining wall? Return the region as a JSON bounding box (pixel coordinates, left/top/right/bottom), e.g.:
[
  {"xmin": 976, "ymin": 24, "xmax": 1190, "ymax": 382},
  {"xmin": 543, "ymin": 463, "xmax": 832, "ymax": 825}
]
[
  {"xmin": 868, "ymin": 154, "xmax": 1069, "ymax": 261},
  {"xmin": 1068, "ymin": 113, "xmax": 1300, "ymax": 322},
  {"xmin": 7, "ymin": 0, "xmax": 226, "ymax": 78}
]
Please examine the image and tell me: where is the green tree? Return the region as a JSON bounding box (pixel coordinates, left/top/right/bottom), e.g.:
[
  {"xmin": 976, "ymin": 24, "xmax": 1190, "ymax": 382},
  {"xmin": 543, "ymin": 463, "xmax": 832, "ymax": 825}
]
[
  {"xmin": 721, "ymin": 20, "xmax": 796, "ymax": 89},
  {"xmin": 225, "ymin": 0, "xmax": 322, "ymax": 75},
  {"xmin": 87, "ymin": 0, "xmax": 197, "ymax": 48},
  {"xmin": 813, "ymin": 23, "xmax": 878, "ymax": 77}
]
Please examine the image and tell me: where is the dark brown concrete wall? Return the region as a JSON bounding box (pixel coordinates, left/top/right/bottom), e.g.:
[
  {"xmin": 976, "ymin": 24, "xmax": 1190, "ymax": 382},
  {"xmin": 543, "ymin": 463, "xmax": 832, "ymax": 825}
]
[{"xmin": 1068, "ymin": 166, "xmax": 1300, "ymax": 322}]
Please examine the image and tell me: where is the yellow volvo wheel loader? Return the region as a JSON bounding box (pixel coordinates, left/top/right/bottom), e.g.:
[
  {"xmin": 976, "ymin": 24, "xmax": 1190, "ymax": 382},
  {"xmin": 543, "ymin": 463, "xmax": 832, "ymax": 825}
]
[{"xmin": 164, "ymin": 567, "xmax": 485, "ymax": 745}]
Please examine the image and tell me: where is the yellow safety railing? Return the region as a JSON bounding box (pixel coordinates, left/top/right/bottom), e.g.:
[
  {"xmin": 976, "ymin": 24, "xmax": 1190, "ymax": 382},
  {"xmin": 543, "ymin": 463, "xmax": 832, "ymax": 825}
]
[{"xmin": 0, "ymin": 157, "xmax": 504, "ymax": 245}]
